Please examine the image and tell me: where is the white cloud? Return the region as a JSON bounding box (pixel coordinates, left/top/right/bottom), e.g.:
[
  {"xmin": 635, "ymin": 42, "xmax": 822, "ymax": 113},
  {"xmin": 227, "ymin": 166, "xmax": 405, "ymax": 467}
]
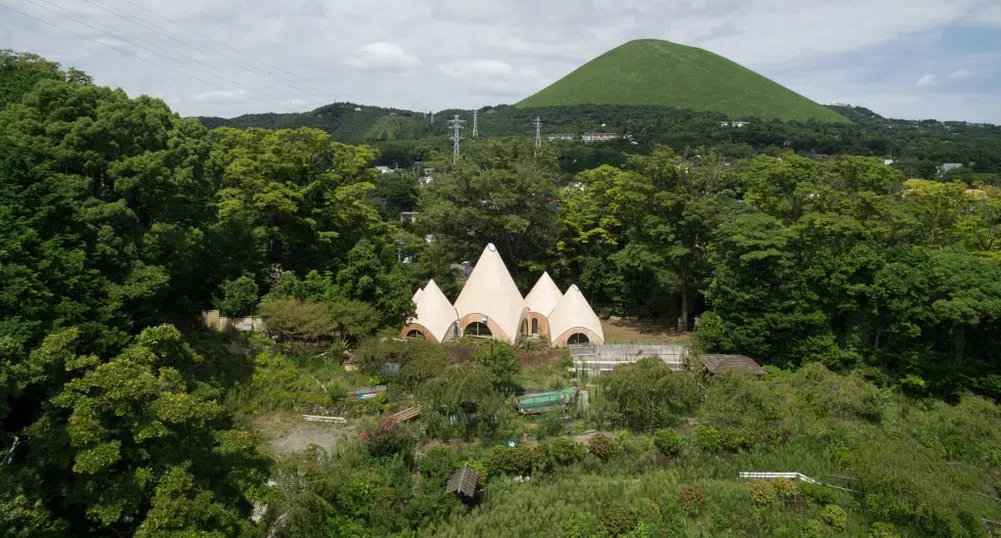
[
  {"xmin": 948, "ymin": 68, "xmax": 971, "ymax": 80},
  {"xmin": 192, "ymin": 89, "xmax": 247, "ymax": 102},
  {"xmin": 3, "ymin": 0, "xmax": 1000, "ymax": 121},
  {"xmin": 344, "ymin": 42, "xmax": 420, "ymax": 72},
  {"xmin": 916, "ymin": 73, "xmax": 937, "ymax": 87}
]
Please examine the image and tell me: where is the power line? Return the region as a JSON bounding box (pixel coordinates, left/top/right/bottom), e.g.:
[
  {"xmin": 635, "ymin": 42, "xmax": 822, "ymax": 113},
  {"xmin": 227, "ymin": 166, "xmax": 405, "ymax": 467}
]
[
  {"xmin": 448, "ymin": 114, "xmax": 465, "ymax": 164},
  {"xmin": 84, "ymin": 0, "xmax": 319, "ymax": 99},
  {"xmin": 117, "ymin": 0, "xmax": 311, "ymax": 88},
  {"xmin": 16, "ymin": 0, "xmax": 298, "ymax": 107},
  {"xmin": 0, "ymin": 1, "xmax": 283, "ymax": 108}
]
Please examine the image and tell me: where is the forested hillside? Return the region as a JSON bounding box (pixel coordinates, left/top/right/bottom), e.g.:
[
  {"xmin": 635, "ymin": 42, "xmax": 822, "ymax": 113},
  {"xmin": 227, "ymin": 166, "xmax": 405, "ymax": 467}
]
[
  {"xmin": 202, "ymin": 102, "xmax": 1001, "ymax": 180},
  {"xmin": 3, "ymin": 50, "xmax": 1001, "ymax": 538}
]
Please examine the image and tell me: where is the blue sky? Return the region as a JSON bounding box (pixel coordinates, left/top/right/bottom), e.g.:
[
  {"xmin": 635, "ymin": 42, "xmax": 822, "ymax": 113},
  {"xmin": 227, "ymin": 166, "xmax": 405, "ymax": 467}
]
[{"xmin": 1, "ymin": 0, "xmax": 1000, "ymax": 123}]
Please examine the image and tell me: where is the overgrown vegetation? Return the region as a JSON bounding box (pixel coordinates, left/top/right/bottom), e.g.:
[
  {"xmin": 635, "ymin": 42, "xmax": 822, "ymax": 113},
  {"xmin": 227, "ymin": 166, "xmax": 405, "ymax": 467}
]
[{"xmin": 3, "ymin": 50, "xmax": 1001, "ymax": 538}]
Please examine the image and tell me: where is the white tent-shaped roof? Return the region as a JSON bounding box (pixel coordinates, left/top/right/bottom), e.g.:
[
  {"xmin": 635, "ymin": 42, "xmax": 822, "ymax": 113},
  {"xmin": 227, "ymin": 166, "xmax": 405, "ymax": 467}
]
[
  {"xmin": 525, "ymin": 271, "xmax": 563, "ymax": 316},
  {"xmin": 452, "ymin": 243, "xmax": 528, "ymax": 342},
  {"xmin": 547, "ymin": 284, "xmax": 605, "ymax": 346},
  {"xmin": 412, "ymin": 287, "xmax": 423, "ymax": 303},
  {"xmin": 404, "ymin": 279, "xmax": 458, "ymax": 343}
]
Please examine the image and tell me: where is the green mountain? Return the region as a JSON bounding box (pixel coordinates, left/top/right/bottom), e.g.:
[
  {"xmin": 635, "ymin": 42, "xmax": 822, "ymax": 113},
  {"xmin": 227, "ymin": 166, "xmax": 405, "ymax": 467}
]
[{"xmin": 517, "ymin": 39, "xmax": 849, "ymax": 124}]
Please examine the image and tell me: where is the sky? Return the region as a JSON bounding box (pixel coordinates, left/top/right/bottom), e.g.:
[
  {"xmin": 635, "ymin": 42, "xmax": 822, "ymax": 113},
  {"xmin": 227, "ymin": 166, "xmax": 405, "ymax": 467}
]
[{"xmin": 2, "ymin": 0, "xmax": 1000, "ymax": 122}]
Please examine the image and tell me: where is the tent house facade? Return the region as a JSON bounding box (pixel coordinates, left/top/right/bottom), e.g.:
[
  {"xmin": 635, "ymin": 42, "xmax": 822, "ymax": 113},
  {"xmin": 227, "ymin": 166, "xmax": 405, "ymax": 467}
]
[{"xmin": 400, "ymin": 244, "xmax": 604, "ymax": 347}]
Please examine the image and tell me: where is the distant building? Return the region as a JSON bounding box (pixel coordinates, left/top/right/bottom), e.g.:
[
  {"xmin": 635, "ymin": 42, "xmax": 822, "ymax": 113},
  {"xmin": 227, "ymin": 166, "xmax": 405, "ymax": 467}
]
[
  {"xmin": 938, "ymin": 162, "xmax": 964, "ymax": 175},
  {"xmin": 548, "ymin": 133, "xmax": 575, "ymax": 142},
  {"xmin": 720, "ymin": 121, "xmax": 751, "ymax": 128},
  {"xmin": 581, "ymin": 132, "xmax": 618, "ymax": 143},
  {"xmin": 400, "ymin": 211, "xmax": 419, "ymax": 224},
  {"xmin": 374, "ymin": 165, "xmax": 393, "ymax": 174},
  {"xmin": 883, "ymin": 159, "xmax": 894, "ymax": 165}
]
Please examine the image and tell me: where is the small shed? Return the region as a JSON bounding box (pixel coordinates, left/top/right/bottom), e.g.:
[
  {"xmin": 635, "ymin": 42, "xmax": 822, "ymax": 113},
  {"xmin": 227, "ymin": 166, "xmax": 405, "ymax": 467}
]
[
  {"xmin": 699, "ymin": 354, "xmax": 766, "ymax": 375},
  {"xmin": 447, "ymin": 467, "xmax": 479, "ymax": 500}
]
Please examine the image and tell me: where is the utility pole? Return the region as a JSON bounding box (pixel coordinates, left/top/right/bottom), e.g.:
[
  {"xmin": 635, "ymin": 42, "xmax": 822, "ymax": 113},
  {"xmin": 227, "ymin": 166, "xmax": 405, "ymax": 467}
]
[
  {"xmin": 448, "ymin": 114, "xmax": 465, "ymax": 164},
  {"xmin": 472, "ymin": 109, "xmax": 479, "ymax": 138},
  {"xmin": 533, "ymin": 116, "xmax": 542, "ymax": 156}
]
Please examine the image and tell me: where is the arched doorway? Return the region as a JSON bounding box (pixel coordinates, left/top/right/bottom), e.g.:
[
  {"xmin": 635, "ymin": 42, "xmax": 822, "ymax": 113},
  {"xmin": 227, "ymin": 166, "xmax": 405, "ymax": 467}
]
[
  {"xmin": 531, "ymin": 318, "xmax": 539, "ymax": 335},
  {"xmin": 567, "ymin": 332, "xmax": 590, "ymax": 346},
  {"xmin": 406, "ymin": 329, "xmax": 425, "ymax": 339},
  {"xmin": 465, "ymin": 322, "xmax": 492, "ymax": 337}
]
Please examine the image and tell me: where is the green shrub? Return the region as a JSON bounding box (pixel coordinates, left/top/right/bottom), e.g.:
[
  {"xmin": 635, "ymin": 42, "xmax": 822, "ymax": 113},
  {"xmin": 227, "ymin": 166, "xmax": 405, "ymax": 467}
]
[
  {"xmin": 599, "ymin": 501, "xmax": 637, "ymax": 537},
  {"xmin": 463, "ymin": 460, "xmax": 489, "ymax": 488},
  {"xmin": 473, "ymin": 342, "xmax": 519, "ymax": 393},
  {"xmin": 820, "ymin": 504, "xmax": 847, "ymax": 531},
  {"xmin": 549, "ymin": 437, "xmax": 586, "ymax": 466},
  {"xmin": 804, "ymin": 519, "xmax": 826, "ymax": 538},
  {"xmin": 418, "ymin": 445, "xmax": 457, "ymax": 484},
  {"xmin": 695, "ymin": 424, "xmax": 721, "ymax": 452},
  {"xmin": 748, "ymin": 480, "xmax": 778, "ymax": 505},
  {"xmin": 537, "ymin": 413, "xmax": 564, "ymax": 439},
  {"xmin": 486, "ymin": 445, "xmax": 539, "ymax": 476},
  {"xmin": 565, "ymin": 513, "xmax": 599, "ymax": 538},
  {"xmin": 600, "ymin": 358, "xmax": 700, "ymax": 430},
  {"xmin": 869, "ymin": 522, "xmax": 901, "ymax": 538},
  {"xmin": 327, "ymin": 381, "xmax": 348, "ymax": 403},
  {"xmin": 215, "ymin": 274, "xmax": 259, "ymax": 317},
  {"xmin": 653, "ymin": 429, "xmax": 682, "ymax": 457},
  {"xmin": 772, "ymin": 477, "xmax": 799, "ymax": 500},
  {"xmin": 588, "ymin": 434, "xmax": 622, "ymax": 462},
  {"xmin": 800, "ymin": 482, "xmax": 838, "ymax": 506},
  {"xmin": 677, "ymin": 484, "xmax": 705, "ymax": 518}
]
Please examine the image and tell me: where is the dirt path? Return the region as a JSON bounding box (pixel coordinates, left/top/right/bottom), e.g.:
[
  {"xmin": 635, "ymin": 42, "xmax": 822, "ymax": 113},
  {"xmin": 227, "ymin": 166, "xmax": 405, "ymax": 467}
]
[{"xmin": 254, "ymin": 412, "xmax": 356, "ymax": 454}]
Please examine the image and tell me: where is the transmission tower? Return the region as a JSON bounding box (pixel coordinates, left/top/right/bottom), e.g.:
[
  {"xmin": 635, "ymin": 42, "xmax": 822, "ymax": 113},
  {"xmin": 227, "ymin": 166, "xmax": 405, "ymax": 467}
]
[
  {"xmin": 472, "ymin": 109, "xmax": 479, "ymax": 138},
  {"xmin": 448, "ymin": 114, "xmax": 465, "ymax": 164},
  {"xmin": 533, "ymin": 116, "xmax": 543, "ymax": 156},
  {"xmin": 430, "ymin": 110, "xmax": 435, "ymax": 125}
]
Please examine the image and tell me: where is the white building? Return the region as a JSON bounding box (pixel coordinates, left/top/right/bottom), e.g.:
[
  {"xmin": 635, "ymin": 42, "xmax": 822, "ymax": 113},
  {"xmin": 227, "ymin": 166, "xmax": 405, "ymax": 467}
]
[
  {"xmin": 581, "ymin": 132, "xmax": 618, "ymax": 143},
  {"xmin": 401, "ymin": 244, "xmax": 605, "ymax": 346}
]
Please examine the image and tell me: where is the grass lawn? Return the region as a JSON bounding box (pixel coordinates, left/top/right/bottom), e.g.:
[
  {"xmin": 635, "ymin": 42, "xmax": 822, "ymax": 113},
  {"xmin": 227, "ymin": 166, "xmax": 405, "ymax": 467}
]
[{"xmin": 601, "ymin": 317, "xmax": 692, "ymax": 345}]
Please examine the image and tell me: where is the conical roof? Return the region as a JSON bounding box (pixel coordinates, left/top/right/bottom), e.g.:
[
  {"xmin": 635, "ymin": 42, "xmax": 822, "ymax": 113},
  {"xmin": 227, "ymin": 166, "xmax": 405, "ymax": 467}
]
[
  {"xmin": 548, "ymin": 284, "xmax": 604, "ymax": 344},
  {"xmin": 525, "ymin": 271, "xmax": 563, "ymax": 316},
  {"xmin": 410, "ymin": 279, "xmax": 458, "ymax": 343},
  {"xmin": 412, "ymin": 287, "xmax": 423, "ymax": 303},
  {"xmin": 453, "ymin": 243, "xmax": 527, "ymax": 342}
]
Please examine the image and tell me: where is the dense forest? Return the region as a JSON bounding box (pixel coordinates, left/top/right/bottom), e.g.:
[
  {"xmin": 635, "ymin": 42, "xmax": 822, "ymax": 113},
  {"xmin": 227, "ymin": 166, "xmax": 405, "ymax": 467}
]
[
  {"xmin": 3, "ymin": 49, "xmax": 1001, "ymax": 537},
  {"xmin": 202, "ymin": 102, "xmax": 1001, "ymax": 181}
]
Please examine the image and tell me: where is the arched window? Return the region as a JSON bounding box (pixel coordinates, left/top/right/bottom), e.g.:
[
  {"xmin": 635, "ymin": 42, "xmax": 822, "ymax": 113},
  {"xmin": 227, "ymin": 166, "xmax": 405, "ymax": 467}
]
[
  {"xmin": 531, "ymin": 318, "xmax": 539, "ymax": 335},
  {"xmin": 406, "ymin": 329, "xmax": 425, "ymax": 339},
  {"xmin": 521, "ymin": 319, "xmax": 528, "ymax": 335},
  {"xmin": 465, "ymin": 322, "xmax": 492, "ymax": 337},
  {"xmin": 567, "ymin": 332, "xmax": 590, "ymax": 346}
]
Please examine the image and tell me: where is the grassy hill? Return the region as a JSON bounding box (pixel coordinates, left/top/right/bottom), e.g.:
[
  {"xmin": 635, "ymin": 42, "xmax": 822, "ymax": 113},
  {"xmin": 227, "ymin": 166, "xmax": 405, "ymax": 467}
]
[{"xmin": 517, "ymin": 39, "xmax": 849, "ymax": 124}]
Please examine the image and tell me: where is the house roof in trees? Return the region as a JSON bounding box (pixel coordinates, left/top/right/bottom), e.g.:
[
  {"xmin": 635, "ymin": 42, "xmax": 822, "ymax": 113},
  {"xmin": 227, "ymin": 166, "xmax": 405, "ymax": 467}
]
[
  {"xmin": 453, "ymin": 243, "xmax": 528, "ymax": 342},
  {"xmin": 408, "ymin": 279, "xmax": 458, "ymax": 342},
  {"xmin": 699, "ymin": 354, "xmax": 766, "ymax": 375},
  {"xmin": 447, "ymin": 467, "xmax": 479, "ymax": 498},
  {"xmin": 525, "ymin": 271, "xmax": 563, "ymax": 316},
  {"xmin": 547, "ymin": 284, "xmax": 605, "ymax": 345}
]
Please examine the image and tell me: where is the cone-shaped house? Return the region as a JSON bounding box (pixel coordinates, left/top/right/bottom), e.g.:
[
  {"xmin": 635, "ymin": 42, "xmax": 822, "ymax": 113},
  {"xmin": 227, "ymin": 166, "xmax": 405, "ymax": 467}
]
[
  {"xmin": 524, "ymin": 271, "xmax": 562, "ymax": 338},
  {"xmin": 400, "ymin": 279, "xmax": 459, "ymax": 343},
  {"xmin": 547, "ymin": 284, "xmax": 605, "ymax": 346},
  {"xmin": 452, "ymin": 243, "xmax": 529, "ymax": 343},
  {"xmin": 402, "ymin": 244, "xmax": 604, "ymax": 347}
]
